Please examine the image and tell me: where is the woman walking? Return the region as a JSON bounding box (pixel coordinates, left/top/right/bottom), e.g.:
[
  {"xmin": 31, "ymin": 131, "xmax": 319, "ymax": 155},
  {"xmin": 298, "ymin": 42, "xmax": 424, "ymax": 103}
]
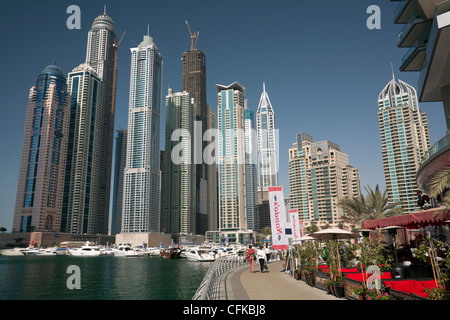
[
  {"xmin": 245, "ymin": 245, "xmax": 256, "ymax": 273},
  {"xmin": 256, "ymin": 246, "xmax": 267, "ymax": 273}
]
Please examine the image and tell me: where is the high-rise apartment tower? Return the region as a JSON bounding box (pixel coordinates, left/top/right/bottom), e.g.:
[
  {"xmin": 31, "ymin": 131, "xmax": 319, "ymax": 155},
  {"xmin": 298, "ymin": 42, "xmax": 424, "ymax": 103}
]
[
  {"xmin": 289, "ymin": 133, "xmax": 360, "ymax": 228},
  {"xmin": 13, "ymin": 64, "xmax": 69, "ymax": 233},
  {"xmin": 217, "ymin": 82, "xmax": 248, "ymax": 232},
  {"xmin": 122, "ymin": 33, "xmax": 163, "ymax": 233},
  {"xmin": 378, "ymin": 75, "xmax": 431, "ymax": 213}
]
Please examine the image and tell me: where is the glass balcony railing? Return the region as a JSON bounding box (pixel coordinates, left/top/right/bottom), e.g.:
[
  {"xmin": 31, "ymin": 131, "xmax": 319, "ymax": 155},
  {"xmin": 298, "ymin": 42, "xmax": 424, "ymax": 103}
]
[
  {"xmin": 398, "ymin": 15, "xmax": 423, "ymax": 45},
  {"xmin": 394, "ymin": 0, "xmax": 410, "ymax": 21},
  {"xmin": 420, "ymin": 133, "xmax": 450, "ymax": 165},
  {"xmin": 436, "ymin": 1, "xmax": 450, "ymax": 15},
  {"xmin": 401, "ymin": 41, "xmax": 425, "ymax": 64}
]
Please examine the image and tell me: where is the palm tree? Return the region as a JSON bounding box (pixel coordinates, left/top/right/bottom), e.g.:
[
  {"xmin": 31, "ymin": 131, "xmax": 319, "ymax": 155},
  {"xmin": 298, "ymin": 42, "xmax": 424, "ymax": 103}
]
[
  {"xmin": 425, "ymin": 165, "xmax": 450, "ymax": 216},
  {"xmin": 365, "ymin": 185, "xmax": 403, "ymax": 219},
  {"xmin": 338, "ymin": 194, "xmax": 371, "ymax": 228}
]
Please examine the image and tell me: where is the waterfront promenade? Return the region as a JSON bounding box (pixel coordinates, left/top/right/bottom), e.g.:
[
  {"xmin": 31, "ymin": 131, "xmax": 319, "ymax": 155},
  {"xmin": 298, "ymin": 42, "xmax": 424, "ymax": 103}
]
[{"xmin": 222, "ymin": 260, "xmax": 341, "ymax": 300}]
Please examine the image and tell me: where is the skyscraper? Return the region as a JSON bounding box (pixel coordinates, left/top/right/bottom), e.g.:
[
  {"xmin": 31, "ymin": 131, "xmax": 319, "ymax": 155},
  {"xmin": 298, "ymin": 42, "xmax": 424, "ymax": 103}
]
[
  {"xmin": 62, "ymin": 63, "xmax": 104, "ymax": 234},
  {"xmin": 62, "ymin": 10, "xmax": 118, "ymax": 234},
  {"xmin": 289, "ymin": 133, "xmax": 360, "ymax": 228},
  {"xmin": 13, "ymin": 64, "xmax": 69, "ymax": 233},
  {"xmin": 181, "ymin": 28, "xmax": 217, "ymax": 235},
  {"xmin": 122, "ymin": 33, "xmax": 163, "ymax": 233},
  {"xmin": 378, "ymin": 75, "xmax": 431, "ymax": 213},
  {"xmin": 111, "ymin": 129, "xmax": 127, "ymax": 235},
  {"xmin": 217, "ymin": 82, "xmax": 247, "ymax": 232},
  {"xmin": 256, "ymin": 83, "xmax": 278, "ymax": 191},
  {"xmin": 244, "ymin": 101, "xmax": 258, "ymax": 230},
  {"xmin": 162, "ymin": 90, "xmax": 197, "ymax": 237}
]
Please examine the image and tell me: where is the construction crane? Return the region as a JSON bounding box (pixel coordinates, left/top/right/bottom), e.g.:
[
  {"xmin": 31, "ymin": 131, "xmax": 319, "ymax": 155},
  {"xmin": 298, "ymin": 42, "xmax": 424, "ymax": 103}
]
[{"xmin": 185, "ymin": 20, "xmax": 199, "ymax": 50}]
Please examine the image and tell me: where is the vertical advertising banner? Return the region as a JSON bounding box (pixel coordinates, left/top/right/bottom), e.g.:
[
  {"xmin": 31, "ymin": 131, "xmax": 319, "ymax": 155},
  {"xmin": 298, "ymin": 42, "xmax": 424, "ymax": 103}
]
[
  {"xmin": 268, "ymin": 187, "xmax": 288, "ymax": 250},
  {"xmin": 289, "ymin": 209, "xmax": 301, "ymax": 241}
]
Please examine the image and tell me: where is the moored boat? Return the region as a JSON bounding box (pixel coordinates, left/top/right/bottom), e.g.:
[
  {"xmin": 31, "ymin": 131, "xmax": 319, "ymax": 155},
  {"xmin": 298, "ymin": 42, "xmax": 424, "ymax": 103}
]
[
  {"xmin": 0, "ymin": 248, "xmax": 28, "ymax": 256},
  {"xmin": 184, "ymin": 249, "xmax": 215, "ymax": 262},
  {"xmin": 112, "ymin": 244, "xmax": 140, "ymax": 257},
  {"xmin": 160, "ymin": 247, "xmax": 182, "ymax": 259},
  {"xmin": 67, "ymin": 242, "xmax": 105, "ymax": 256}
]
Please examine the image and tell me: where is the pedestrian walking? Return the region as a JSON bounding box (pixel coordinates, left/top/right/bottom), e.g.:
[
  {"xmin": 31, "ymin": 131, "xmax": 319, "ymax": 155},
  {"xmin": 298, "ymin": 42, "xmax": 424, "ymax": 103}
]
[
  {"xmin": 245, "ymin": 245, "xmax": 256, "ymax": 273},
  {"xmin": 256, "ymin": 246, "xmax": 267, "ymax": 273}
]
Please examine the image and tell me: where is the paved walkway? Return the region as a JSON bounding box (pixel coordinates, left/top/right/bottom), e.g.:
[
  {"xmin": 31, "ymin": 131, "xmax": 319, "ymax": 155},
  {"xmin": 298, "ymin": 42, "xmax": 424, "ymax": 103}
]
[{"xmin": 224, "ymin": 260, "xmax": 341, "ymax": 300}]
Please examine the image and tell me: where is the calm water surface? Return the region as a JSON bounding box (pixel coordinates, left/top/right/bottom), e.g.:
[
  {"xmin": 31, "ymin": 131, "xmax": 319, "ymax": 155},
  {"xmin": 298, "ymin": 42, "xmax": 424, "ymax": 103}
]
[{"xmin": 0, "ymin": 255, "xmax": 211, "ymax": 300}]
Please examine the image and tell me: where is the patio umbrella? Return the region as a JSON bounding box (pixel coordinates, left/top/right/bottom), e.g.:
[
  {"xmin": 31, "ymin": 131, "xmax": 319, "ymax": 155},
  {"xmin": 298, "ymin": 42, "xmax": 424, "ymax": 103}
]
[
  {"xmin": 296, "ymin": 235, "xmax": 314, "ymax": 242},
  {"xmin": 309, "ymin": 228, "xmax": 360, "ymax": 241},
  {"xmin": 310, "ymin": 228, "xmax": 360, "ymax": 274}
]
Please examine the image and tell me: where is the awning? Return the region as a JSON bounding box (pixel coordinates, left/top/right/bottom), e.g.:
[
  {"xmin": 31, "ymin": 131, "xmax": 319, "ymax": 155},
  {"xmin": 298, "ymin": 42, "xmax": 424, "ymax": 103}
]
[{"xmin": 363, "ymin": 207, "xmax": 450, "ymax": 230}]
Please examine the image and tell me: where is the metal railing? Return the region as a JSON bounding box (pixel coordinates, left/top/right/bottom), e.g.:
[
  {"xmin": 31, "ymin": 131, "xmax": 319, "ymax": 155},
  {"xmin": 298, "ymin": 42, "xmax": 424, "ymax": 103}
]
[
  {"xmin": 192, "ymin": 255, "xmax": 247, "ymax": 300},
  {"xmin": 420, "ymin": 133, "xmax": 450, "ymax": 165}
]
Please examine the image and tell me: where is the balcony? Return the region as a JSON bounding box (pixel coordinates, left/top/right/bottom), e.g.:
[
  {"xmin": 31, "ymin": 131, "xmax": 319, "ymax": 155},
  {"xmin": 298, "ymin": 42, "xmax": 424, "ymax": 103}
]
[
  {"xmin": 398, "ymin": 16, "xmax": 433, "ymax": 47},
  {"xmin": 416, "ymin": 133, "xmax": 450, "ymax": 191},
  {"xmin": 418, "ymin": 2, "xmax": 450, "ymax": 102},
  {"xmin": 395, "ymin": 0, "xmax": 419, "ymax": 24},
  {"xmin": 399, "ymin": 41, "xmax": 427, "ymax": 71}
]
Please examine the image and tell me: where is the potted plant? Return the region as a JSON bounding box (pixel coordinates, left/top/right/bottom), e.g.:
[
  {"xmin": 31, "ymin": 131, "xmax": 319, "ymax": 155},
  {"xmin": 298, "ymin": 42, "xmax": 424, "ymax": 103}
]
[
  {"xmin": 298, "ymin": 241, "xmax": 320, "ymax": 285},
  {"xmin": 324, "ymin": 279, "xmax": 333, "ymax": 295},
  {"xmin": 332, "ymin": 276, "xmax": 345, "ymax": 298}
]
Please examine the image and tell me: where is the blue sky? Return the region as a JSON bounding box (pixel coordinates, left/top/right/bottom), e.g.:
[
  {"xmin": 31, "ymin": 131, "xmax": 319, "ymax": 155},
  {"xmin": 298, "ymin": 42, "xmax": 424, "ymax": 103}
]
[{"xmin": 0, "ymin": 1, "xmax": 446, "ymax": 230}]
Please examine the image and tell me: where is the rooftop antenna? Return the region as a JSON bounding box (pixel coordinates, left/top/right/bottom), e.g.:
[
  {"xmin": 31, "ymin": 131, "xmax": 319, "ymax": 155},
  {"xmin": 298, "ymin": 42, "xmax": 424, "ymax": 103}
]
[
  {"xmin": 185, "ymin": 20, "xmax": 199, "ymax": 50},
  {"xmin": 104, "ymin": 4, "xmax": 107, "ymax": 15},
  {"xmin": 391, "ymin": 62, "xmax": 395, "ymax": 81},
  {"xmin": 147, "ymin": 24, "xmax": 150, "ymax": 37}
]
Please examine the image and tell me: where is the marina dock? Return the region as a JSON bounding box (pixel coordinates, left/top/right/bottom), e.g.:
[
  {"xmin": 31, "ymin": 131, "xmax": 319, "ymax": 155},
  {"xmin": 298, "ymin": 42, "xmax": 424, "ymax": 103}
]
[{"xmin": 222, "ymin": 260, "xmax": 340, "ymax": 300}]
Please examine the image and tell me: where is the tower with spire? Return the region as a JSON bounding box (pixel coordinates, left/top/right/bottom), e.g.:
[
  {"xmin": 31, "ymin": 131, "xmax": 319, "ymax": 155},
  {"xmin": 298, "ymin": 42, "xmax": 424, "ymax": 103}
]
[
  {"xmin": 377, "ymin": 69, "xmax": 431, "ymax": 213},
  {"xmin": 62, "ymin": 8, "xmax": 118, "ymax": 234},
  {"xmin": 256, "ymin": 83, "xmax": 279, "ymax": 191},
  {"xmin": 122, "ymin": 29, "xmax": 163, "ymax": 233}
]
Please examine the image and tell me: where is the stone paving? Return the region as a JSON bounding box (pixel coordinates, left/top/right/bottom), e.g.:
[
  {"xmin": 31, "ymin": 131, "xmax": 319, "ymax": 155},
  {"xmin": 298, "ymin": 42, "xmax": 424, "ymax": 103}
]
[{"xmin": 224, "ymin": 260, "xmax": 341, "ymax": 300}]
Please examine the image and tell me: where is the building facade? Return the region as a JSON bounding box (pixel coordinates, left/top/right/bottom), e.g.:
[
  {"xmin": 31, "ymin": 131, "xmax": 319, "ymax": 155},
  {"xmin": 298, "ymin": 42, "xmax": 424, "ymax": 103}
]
[
  {"xmin": 13, "ymin": 64, "xmax": 69, "ymax": 233},
  {"xmin": 181, "ymin": 47, "xmax": 217, "ymax": 235},
  {"xmin": 378, "ymin": 75, "xmax": 431, "ymax": 213},
  {"xmin": 256, "ymin": 83, "xmax": 278, "ymax": 191},
  {"xmin": 244, "ymin": 102, "xmax": 258, "ymax": 231},
  {"xmin": 162, "ymin": 90, "xmax": 197, "ymax": 237},
  {"xmin": 122, "ymin": 34, "xmax": 163, "ymax": 233},
  {"xmin": 62, "ymin": 11, "xmax": 118, "ymax": 235},
  {"xmin": 62, "ymin": 63, "xmax": 104, "ymax": 234},
  {"xmin": 289, "ymin": 133, "xmax": 360, "ymax": 228},
  {"xmin": 111, "ymin": 129, "xmax": 127, "ymax": 235},
  {"xmin": 217, "ymin": 82, "xmax": 248, "ymax": 232},
  {"xmin": 391, "ymin": 0, "xmax": 450, "ymax": 198}
]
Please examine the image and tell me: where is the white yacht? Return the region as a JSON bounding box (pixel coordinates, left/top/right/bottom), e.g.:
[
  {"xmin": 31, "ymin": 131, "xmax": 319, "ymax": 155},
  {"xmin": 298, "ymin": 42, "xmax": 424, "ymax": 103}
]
[
  {"xmin": 67, "ymin": 242, "xmax": 105, "ymax": 256},
  {"xmin": 147, "ymin": 247, "xmax": 162, "ymax": 256},
  {"xmin": 0, "ymin": 248, "xmax": 28, "ymax": 256},
  {"xmin": 37, "ymin": 247, "xmax": 59, "ymax": 256},
  {"xmin": 112, "ymin": 244, "xmax": 139, "ymax": 257},
  {"xmin": 185, "ymin": 249, "xmax": 216, "ymax": 262}
]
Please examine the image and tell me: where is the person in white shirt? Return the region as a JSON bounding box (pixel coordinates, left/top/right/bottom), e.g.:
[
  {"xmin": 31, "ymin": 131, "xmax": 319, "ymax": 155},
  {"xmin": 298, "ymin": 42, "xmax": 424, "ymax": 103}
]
[{"xmin": 256, "ymin": 246, "xmax": 267, "ymax": 273}]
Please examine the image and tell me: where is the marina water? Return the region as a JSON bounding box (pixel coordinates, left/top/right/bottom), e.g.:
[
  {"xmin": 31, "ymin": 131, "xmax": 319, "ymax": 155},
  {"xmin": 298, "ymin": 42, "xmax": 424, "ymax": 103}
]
[{"xmin": 0, "ymin": 255, "xmax": 211, "ymax": 300}]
